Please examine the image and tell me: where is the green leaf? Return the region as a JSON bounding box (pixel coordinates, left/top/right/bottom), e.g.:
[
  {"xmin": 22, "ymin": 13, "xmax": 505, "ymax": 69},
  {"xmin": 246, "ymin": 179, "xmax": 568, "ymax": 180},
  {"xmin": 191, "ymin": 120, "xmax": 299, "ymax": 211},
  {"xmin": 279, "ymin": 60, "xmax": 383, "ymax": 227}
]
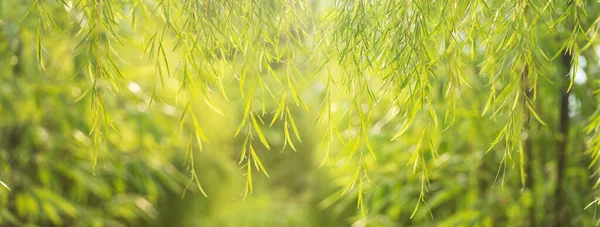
[{"xmin": 0, "ymin": 180, "xmax": 10, "ymax": 191}]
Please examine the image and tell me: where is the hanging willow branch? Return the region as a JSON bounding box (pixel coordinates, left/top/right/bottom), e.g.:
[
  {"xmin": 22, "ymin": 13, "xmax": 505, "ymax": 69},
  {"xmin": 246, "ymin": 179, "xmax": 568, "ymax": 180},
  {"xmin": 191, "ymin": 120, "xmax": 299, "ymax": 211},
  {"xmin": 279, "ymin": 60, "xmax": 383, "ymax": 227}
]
[{"xmin": 19, "ymin": 0, "xmax": 600, "ymax": 216}]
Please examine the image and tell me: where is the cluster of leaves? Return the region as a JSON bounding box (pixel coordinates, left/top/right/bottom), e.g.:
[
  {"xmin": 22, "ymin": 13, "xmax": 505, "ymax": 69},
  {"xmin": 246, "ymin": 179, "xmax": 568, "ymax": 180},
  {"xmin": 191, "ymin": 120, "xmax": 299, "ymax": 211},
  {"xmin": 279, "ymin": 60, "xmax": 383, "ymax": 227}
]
[
  {"xmin": 4, "ymin": 0, "xmax": 600, "ymax": 225},
  {"xmin": 0, "ymin": 29, "xmax": 190, "ymax": 226},
  {"xmin": 316, "ymin": 0, "xmax": 600, "ymax": 217}
]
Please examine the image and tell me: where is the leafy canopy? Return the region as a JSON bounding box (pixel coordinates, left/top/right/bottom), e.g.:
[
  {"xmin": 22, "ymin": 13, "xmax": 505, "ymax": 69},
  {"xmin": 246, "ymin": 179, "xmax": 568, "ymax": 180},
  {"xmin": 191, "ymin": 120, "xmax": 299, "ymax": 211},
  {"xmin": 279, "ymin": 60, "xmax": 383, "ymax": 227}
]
[{"xmin": 7, "ymin": 0, "xmax": 600, "ymax": 219}]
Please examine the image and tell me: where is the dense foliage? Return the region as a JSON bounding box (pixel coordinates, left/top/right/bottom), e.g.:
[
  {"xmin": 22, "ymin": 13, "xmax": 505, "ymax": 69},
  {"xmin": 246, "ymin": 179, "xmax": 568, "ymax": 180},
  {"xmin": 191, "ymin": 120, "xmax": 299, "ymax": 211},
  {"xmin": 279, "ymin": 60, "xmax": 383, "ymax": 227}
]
[{"xmin": 2, "ymin": 0, "xmax": 600, "ymax": 226}]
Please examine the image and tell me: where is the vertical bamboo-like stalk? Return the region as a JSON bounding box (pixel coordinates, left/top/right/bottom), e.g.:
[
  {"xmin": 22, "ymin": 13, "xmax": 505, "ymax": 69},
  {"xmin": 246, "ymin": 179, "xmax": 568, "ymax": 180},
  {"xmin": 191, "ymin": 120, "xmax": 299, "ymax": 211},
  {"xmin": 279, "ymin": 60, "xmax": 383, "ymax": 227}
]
[
  {"xmin": 555, "ymin": 52, "xmax": 572, "ymax": 227},
  {"xmin": 525, "ymin": 131, "xmax": 535, "ymax": 226},
  {"xmin": 522, "ymin": 65, "xmax": 536, "ymax": 226}
]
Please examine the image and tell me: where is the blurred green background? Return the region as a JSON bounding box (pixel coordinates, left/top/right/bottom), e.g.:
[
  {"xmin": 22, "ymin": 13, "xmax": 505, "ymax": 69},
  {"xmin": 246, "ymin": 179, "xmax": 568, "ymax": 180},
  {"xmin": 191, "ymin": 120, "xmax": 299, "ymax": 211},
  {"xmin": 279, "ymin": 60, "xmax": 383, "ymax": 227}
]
[{"xmin": 2, "ymin": 0, "xmax": 600, "ymax": 226}]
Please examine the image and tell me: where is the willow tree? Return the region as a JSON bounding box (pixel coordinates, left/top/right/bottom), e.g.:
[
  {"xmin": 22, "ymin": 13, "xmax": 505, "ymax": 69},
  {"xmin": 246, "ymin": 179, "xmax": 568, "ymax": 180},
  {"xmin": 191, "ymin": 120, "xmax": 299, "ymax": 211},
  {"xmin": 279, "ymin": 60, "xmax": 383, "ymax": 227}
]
[{"xmin": 2, "ymin": 0, "xmax": 600, "ymax": 226}]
